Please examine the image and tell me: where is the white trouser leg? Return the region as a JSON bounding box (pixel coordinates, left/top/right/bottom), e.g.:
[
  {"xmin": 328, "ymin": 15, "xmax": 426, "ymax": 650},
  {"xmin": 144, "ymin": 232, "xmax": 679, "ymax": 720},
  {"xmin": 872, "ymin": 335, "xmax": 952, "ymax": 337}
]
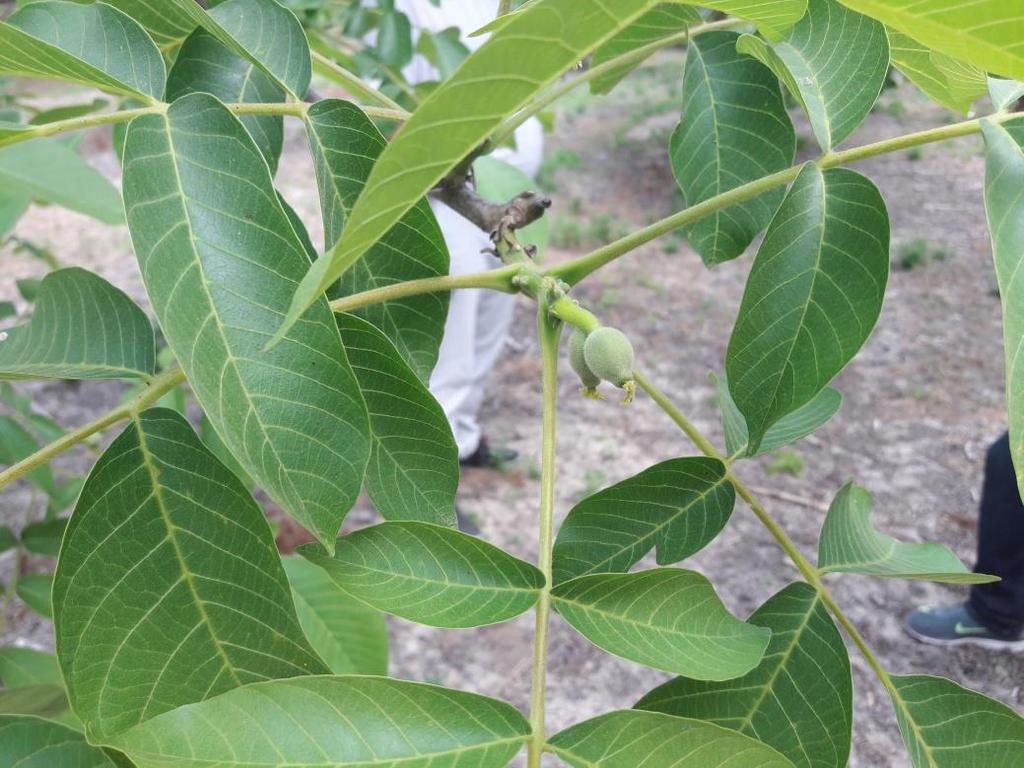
[{"xmin": 428, "ymin": 200, "xmax": 502, "ymax": 459}]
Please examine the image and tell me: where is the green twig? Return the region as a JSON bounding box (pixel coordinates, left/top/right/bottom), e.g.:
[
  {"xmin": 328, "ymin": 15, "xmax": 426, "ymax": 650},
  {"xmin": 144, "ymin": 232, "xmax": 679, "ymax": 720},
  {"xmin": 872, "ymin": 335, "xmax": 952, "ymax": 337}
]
[
  {"xmin": 310, "ymin": 49, "xmax": 408, "ymax": 114},
  {"xmin": 527, "ymin": 304, "xmax": 562, "ymax": 768},
  {"xmin": 328, "ymin": 266, "xmax": 521, "ymax": 314},
  {"xmin": 0, "ymin": 367, "xmax": 185, "ymax": 491},
  {"xmin": 549, "ymin": 110, "xmax": 1022, "ymax": 286}
]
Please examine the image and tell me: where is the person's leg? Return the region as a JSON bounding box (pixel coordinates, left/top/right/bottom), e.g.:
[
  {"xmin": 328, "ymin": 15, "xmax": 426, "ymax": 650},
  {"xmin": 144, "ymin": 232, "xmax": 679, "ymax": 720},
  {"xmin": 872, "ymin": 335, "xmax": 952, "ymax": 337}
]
[
  {"xmin": 905, "ymin": 431, "xmax": 1024, "ymax": 648},
  {"xmin": 427, "ymin": 201, "xmax": 492, "ymax": 460},
  {"xmin": 968, "ymin": 432, "xmax": 1024, "ymax": 637}
]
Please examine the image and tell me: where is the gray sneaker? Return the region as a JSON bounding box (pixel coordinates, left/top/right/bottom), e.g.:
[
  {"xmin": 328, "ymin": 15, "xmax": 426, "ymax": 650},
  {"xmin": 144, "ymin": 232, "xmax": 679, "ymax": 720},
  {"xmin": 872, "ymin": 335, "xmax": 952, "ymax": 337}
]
[{"xmin": 905, "ymin": 602, "xmax": 1024, "ymax": 650}]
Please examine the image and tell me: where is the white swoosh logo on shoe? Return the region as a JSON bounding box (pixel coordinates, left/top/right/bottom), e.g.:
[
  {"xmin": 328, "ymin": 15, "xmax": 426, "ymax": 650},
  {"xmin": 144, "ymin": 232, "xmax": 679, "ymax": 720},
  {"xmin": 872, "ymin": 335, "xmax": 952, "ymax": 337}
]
[{"xmin": 954, "ymin": 622, "xmax": 989, "ymax": 636}]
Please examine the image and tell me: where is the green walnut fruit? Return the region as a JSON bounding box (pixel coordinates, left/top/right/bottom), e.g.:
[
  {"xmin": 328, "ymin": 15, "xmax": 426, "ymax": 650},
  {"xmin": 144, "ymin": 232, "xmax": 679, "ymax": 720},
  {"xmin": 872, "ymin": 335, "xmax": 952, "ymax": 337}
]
[
  {"xmin": 568, "ymin": 327, "xmax": 602, "ymax": 398},
  {"xmin": 583, "ymin": 326, "xmax": 636, "ymax": 403}
]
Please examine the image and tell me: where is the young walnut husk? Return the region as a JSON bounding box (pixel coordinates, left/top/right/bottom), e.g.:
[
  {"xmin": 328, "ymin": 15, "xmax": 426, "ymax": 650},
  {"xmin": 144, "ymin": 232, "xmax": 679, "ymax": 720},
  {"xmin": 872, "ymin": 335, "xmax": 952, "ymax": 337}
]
[
  {"xmin": 568, "ymin": 327, "xmax": 603, "ymax": 398},
  {"xmin": 583, "ymin": 326, "xmax": 636, "ymax": 403}
]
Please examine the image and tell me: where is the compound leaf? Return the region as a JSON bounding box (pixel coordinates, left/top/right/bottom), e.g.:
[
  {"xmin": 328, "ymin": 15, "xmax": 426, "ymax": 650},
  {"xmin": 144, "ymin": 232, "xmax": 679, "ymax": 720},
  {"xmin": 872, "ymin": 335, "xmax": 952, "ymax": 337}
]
[
  {"xmin": 164, "ymin": 0, "xmax": 311, "ymax": 99},
  {"xmin": 551, "ymin": 568, "xmax": 770, "ymax": 679},
  {"xmin": 0, "ymin": 1, "xmax": 164, "ymax": 102},
  {"xmin": 817, "ymin": 481, "xmax": 994, "ymax": 583},
  {"xmin": 53, "ymin": 409, "xmax": 328, "ymax": 741},
  {"xmin": 0, "ymin": 715, "xmax": 116, "ymax": 768},
  {"xmin": 671, "ymin": 30, "xmax": 795, "ymax": 266},
  {"xmin": 890, "ymin": 675, "xmax": 1024, "ymax": 768},
  {"xmin": 301, "ymin": 522, "xmax": 545, "ymax": 628},
  {"xmin": 737, "ymin": 0, "xmax": 889, "ymax": 151},
  {"xmin": 0, "ymin": 268, "xmax": 154, "ymax": 381},
  {"xmin": 637, "ymin": 583, "xmax": 852, "ymax": 768},
  {"xmin": 725, "ymin": 164, "xmax": 889, "ymax": 453},
  {"xmin": 982, "ymin": 119, "xmax": 1024, "ymax": 502},
  {"xmin": 547, "ymin": 710, "xmax": 795, "ymax": 768},
  {"xmin": 712, "ymin": 373, "xmax": 842, "ymax": 457},
  {"xmin": 305, "ymin": 99, "xmax": 449, "ymax": 378},
  {"xmin": 837, "ymin": 0, "xmax": 1024, "ymax": 82},
  {"xmin": 166, "ymin": 29, "xmax": 285, "ymax": 174},
  {"xmin": 107, "ymin": 677, "xmax": 531, "ymax": 768},
  {"xmin": 337, "ymin": 313, "xmax": 458, "ymax": 526},
  {"xmin": 281, "ymin": 555, "xmax": 388, "ymax": 677},
  {"xmin": 551, "ymin": 457, "xmax": 734, "ymax": 584},
  {"xmin": 590, "ymin": 4, "xmax": 700, "ymax": 95},
  {"xmin": 282, "ymin": 0, "xmax": 672, "ymax": 336},
  {"xmin": 122, "ymin": 93, "xmax": 370, "ymax": 550}
]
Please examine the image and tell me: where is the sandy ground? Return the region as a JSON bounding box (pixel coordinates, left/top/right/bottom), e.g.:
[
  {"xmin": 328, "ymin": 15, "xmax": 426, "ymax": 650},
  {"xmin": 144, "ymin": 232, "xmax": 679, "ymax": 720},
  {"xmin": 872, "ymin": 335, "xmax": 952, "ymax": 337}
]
[{"xmin": 2, "ymin": 60, "xmax": 1022, "ymax": 766}]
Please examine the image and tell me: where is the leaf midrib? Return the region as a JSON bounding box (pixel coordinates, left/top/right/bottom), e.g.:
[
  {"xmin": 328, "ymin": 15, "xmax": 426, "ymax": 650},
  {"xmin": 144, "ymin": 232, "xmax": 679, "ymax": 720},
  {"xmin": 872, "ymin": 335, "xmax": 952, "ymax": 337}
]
[
  {"xmin": 159, "ymin": 110, "xmax": 306, "ymax": 525},
  {"xmin": 129, "ymin": 414, "xmax": 242, "ymax": 692}
]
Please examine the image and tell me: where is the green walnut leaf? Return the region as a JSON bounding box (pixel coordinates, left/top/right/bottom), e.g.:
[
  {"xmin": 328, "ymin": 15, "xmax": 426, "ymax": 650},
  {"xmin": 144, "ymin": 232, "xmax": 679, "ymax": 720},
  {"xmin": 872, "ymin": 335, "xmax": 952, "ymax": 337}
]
[
  {"xmin": 712, "ymin": 373, "xmax": 842, "ymax": 457},
  {"xmin": 837, "ymin": 0, "xmax": 1024, "ymax": 82},
  {"xmin": 0, "ymin": 685, "xmax": 70, "ymax": 721},
  {"xmin": 725, "ymin": 164, "xmax": 889, "ymax": 454},
  {"xmin": 53, "ymin": 409, "xmax": 328, "ymax": 742},
  {"xmin": 338, "ymin": 313, "xmax": 458, "ymax": 526},
  {"xmin": 817, "ymin": 481, "xmax": 995, "ymax": 583},
  {"xmin": 107, "ymin": 676, "xmax": 531, "ymax": 768},
  {"xmin": 0, "ymin": 647, "xmax": 61, "ymax": 689},
  {"xmin": 122, "ymin": 93, "xmax": 370, "ymax": 550},
  {"xmin": 0, "ymin": 268, "xmax": 154, "ymax": 381},
  {"xmin": 590, "ymin": 4, "xmax": 700, "ymax": 95},
  {"xmin": 551, "ymin": 568, "xmax": 770, "ymax": 679},
  {"xmin": 281, "ymin": 0, "xmax": 672, "ymax": 338},
  {"xmin": 164, "ymin": 0, "xmax": 311, "ymax": 99},
  {"xmin": 982, "ymin": 118, "xmax": 1024, "ymax": 503},
  {"xmin": 93, "ymin": 1, "xmax": 196, "ymax": 47},
  {"xmin": 166, "ymin": 29, "xmax": 286, "ymax": 173},
  {"xmin": 671, "ymin": 30, "xmax": 795, "ymax": 266},
  {"xmin": 479, "ymin": 0, "xmax": 806, "ymax": 41},
  {"xmin": 887, "ymin": 30, "xmax": 987, "ymax": 115},
  {"xmin": 0, "ymin": 1, "xmax": 165, "ymax": 102},
  {"xmin": 301, "ymin": 522, "xmax": 545, "ymax": 628},
  {"xmin": 16, "ymin": 573, "xmax": 53, "ymax": 618},
  {"xmin": 281, "ymin": 555, "xmax": 388, "ymax": 676},
  {"xmin": 0, "ymin": 414, "xmax": 57, "ymax": 497},
  {"xmin": 0, "ymin": 139, "xmax": 124, "ymax": 224},
  {"xmin": 637, "ymin": 583, "xmax": 852, "ymax": 768},
  {"xmin": 890, "ymin": 675, "xmax": 1024, "ymax": 767},
  {"xmin": 551, "ymin": 457, "xmax": 734, "ymax": 584},
  {"xmin": 0, "ymin": 715, "xmax": 116, "ymax": 767},
  {"xmin": 417, "ymin": 27, "xmax": 471, "ymax": 81},
  {"xmin": 20, "ymin": 517, "xmax": 68, "ymax": 557},
  {"xmin": 548, "ymin": 710, "xmax": 795, "ymax": 768},
  {"xmin": 737, "ymin": 0, "xmax": 889, "ymax": 151},
  {"xmin": 305, "ymin": 99, "xmax": 449, "ymax": 378}
]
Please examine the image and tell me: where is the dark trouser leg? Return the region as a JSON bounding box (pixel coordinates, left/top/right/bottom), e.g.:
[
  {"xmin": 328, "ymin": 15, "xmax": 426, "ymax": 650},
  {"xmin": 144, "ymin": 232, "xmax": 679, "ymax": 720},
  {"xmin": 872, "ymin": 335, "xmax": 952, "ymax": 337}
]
[{"xmin": 969, "ymin": 432, "xmax": 1024, "ymax": 637}]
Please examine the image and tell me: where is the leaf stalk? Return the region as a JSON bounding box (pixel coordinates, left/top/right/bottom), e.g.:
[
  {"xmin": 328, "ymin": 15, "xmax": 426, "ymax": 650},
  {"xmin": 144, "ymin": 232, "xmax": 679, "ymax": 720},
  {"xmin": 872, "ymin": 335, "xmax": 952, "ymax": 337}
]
[
  {"xmin": 0, "ymin": 366, "xmax": 185, "ymax": 491},
  {"xmin": 549, "ymin": 110, "xmax": 1023, "ymax": 286},
  {"xmin": 527, "ymin": 304, "xmax": 562, "ymax": 768}
]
